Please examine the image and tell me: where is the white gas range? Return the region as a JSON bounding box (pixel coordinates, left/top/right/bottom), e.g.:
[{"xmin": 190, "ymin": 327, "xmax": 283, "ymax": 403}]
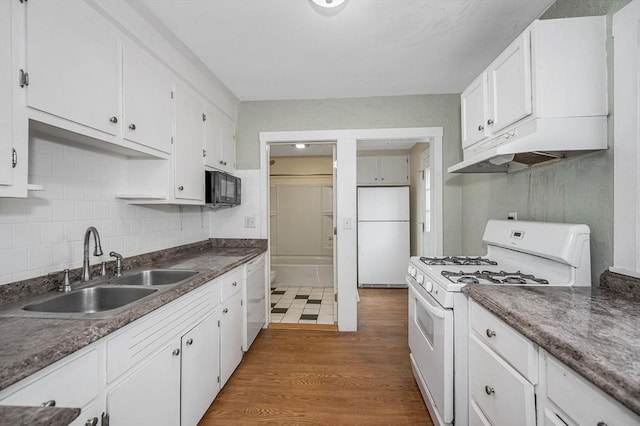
[{"xmin": 406, "ymin": 220, "xmax": 592, "ymax": 426}]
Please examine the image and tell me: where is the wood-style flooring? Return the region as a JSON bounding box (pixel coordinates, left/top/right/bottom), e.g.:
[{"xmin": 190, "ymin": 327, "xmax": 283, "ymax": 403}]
[{"xmin": 199, "ymin": 288, "xmax": 433, "ymax": 425}]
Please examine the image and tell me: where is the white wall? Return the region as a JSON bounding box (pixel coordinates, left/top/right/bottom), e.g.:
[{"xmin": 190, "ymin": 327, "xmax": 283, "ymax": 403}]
[{"xmin": 0, "ymin": 134, "xmax": 209, "ymax": 285}]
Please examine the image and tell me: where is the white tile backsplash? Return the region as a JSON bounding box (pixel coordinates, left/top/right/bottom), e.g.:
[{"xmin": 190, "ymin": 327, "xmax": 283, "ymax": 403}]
[{"xmin": 0, "ymin": 135, "xmax": 210, "ymax": 285}]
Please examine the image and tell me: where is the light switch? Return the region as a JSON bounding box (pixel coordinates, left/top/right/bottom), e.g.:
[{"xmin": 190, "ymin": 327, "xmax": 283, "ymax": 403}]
[{"xmin": 343, "ymin": 217, "xmax": 352, "ymax": 230}]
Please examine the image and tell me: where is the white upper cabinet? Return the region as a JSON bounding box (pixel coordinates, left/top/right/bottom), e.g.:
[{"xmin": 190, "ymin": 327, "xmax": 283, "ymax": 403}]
[
  {"xmin": 460, "ymin": 17, "xmax": 607, "ymax": 156},
  {"xmin": 174, "ymin": 83, "xmax": 205, "ymax": 202},
  {"xmin": 204, "ymin": 103, "xmax": 236, "ymax": 174},
  {"xmin": 25, "ymin": 0, "xmax": 120, "ymax": 136},
  {"xmin": 122, "ymin": 40, "xmax": 173, "ymax": 154},
  {"xmin": 357, "ymin": 154, "xmax": 409, "ymax": 185}
]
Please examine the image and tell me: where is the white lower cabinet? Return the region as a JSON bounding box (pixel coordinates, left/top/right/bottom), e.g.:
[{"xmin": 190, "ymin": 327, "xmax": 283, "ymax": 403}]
[
  {"xmin": 107, "ymin": 339, "xmax": 182, "ymax": 426},
  {"xmin": 0, "ymin": 348, "xmax": 100, "ymax": 426},
  {"xmin": 219, "ymin": 268, "xmax": 244, "ymax": 387}
]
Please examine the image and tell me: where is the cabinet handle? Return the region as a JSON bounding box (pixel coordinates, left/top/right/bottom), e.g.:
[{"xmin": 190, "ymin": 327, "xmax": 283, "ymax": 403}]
[
  {"xmin": 41, "ymin": 400, "xmax": 56, "ymax": 407},
  {"xmin": 178, "ymin": 186, "xmax": 184, "ymax": 191},
  {"xmin": 186, "ymin": 338, "xmax": 194, "ymax": 346},
  {"xmin": 85, "ymin": 417, "xmax": 99, "ymax": 426},
  {"xmin": 172, "ymin": 348, "xmax": 180, "ymax": 356},
  {"xmin": 487, "ymin": 118, "xmax": 494, "ymax": 125},
  {"xmin": 128, "ymin": 123, "xmax": 136, "ymax": 130},
  {"xmin": 12, "ymin": 149, "xmax": 17, "ymax": 168},
  {"xmin": 596, "ymin": 423, "xmax": 608, "ymax": 426},
  {"xmin": 477, "ymin": 125, "xmax": 484, "ymax": 131},
  {"xmin": 109, "ymin": 116, "xmax": 118, "ymax": 124},
  {"xmin": 223, "ymin": 308, "xmax": 229, "ymax": 314},
  {"xmin": 223, "ymin": 161, "xmax": 227, "ymax": 166},
  {"xmin": 232, "ymin": 281, "xmax": 237, "ymax": 287},
  {"xmin": 484, "ymin": 385, "xmax": 495, "ymax": 395},
  {"xmin": 486, "ymin": 329, "xmax": 496, "ymax": 338}
]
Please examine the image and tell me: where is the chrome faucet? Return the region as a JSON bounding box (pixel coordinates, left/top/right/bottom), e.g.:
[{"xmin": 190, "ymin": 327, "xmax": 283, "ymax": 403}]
[
  {"xmin": 109, "ymin": 251, "xmax": 123, "ymax": 277},
  {"xmin": 82, "ymin": 226, "xmax": 104, "ymax": 282}
]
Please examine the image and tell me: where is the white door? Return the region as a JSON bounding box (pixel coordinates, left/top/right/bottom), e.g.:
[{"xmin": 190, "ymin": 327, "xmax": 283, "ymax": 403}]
[
  {"xmin": 332, "ymin": 145, "xmax": 338, "ymax": 322},
  {"xmin": 181, "ymin": 312, "xmax": 220, "ymax": 426},
  {"xmin": 174, "ymin": 83, "xmax": 204, "ymax": 201},
  {"xmin": 358, "ymin": 221, "xmax": 409, "ymax": 285},
  {"xmin": 461, "ymin": 73, "xmax": 489, "ymax": 149},
  {"xmin": 220, "ymin": 291, "xmax": 243, "ymax": 387},
  {"xmin": 26, "ymin": 0, "xmax": 119, "ymax": 135}
]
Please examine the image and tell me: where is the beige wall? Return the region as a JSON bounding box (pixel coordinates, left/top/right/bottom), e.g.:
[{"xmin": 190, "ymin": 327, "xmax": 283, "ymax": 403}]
[
  {"xmin": 269, "ymin": 156, "xmax": 332, "ymax": 185},
  {"xmin": 460, "ymin": 0, "xmax": 632, "ymax": 285},
  {"xmin": 409, "ymin": 143, "xmax": 430, "ymax": 256},
  {"xmin": 237, "ymin": 95, "xmax": 463, "ymax": 254}
]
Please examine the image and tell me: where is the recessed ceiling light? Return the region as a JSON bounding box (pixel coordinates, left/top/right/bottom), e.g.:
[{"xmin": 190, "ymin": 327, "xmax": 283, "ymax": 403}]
[
  {"xmin": 294, "ymin": 143, "xmax": 308, "ymax": 149},
  {"xmin": 310, "ymin": 0, "xmax": 347, "ymax": 9}
]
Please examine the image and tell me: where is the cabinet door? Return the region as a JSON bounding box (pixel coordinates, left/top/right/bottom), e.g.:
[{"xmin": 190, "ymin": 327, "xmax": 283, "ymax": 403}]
[
  {"xmin": 219, "ymin": 114, "xmax": 236, "ymax": 173},
  {"xmin": 181, "ymin": 312, "xmax": 220, "ymax": 426},
  {"xmin": 220, "ymin": 291, "xmax": 243, "ymax": 387},
  {"xmin": 26, "ymin": 0, "xmax": 119, "ymax": 135},
  {"xmin": 203, "ymin": 102, "xmax": 223, "ymax": 169},
  {"xmin": 174, "ymin": 84, "xmax": 204, "ymax": 201},
  {"xmin": 461, "ymin": 73, "xmax": 489, "ymax": 149},
  {"xmin": 488, "ymin": 32, "xmax": 532, "ymax": 134},
  {"xmin": 379, "ymin": 155, "xmax": 409, "ymax": 184},
  {"xmin": 107, "ymin": 339, "xmax": 181, "ymax": 426},
  {"xmin": 123, "ymin": 41, "xmax": 172, "ymax": 154},
  {"xmin": 0, "ymin": 0, "xmax": 16, "ymax": 189},
  {"xmin": 356, "ymin": 156, "xmax": 379, "ymax": 184}
]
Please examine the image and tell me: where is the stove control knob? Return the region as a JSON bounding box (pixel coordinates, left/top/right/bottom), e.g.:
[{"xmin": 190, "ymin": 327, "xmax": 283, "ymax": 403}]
[
  {"xmin": 417, "ymin": 274, "xmax": 424, "ymax": 285},
  {"xmin": 425, "ymin": 281, "xmax": 433, "ymax": 292},
  {"xmin": 408, "ymin": 266, "xmax": 416, "ymax": 277}
]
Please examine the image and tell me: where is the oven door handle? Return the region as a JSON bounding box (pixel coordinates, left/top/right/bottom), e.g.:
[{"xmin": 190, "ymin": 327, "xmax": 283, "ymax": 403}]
[{"xmin": 409, "ymin": 281, "xmax": 446, "ymax": 319}]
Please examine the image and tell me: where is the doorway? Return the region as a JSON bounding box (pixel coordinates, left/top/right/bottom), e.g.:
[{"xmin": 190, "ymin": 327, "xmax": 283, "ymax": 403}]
[{"xmin": 267, "ymin": 142, "xmax": 337, "ymax": 326}]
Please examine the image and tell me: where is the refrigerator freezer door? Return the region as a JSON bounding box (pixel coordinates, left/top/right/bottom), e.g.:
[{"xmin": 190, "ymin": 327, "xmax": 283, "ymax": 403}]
[
  {"xmin": 358, "ymin": 187, "xmax": 410, "ymax": 221},
  {"xmin": 358, "ymin": 221, "xmax": 410, "ymax": 286}
]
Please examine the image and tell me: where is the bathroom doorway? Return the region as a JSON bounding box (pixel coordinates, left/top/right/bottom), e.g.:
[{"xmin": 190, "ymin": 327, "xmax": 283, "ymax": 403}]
[{"xmin": 267, "ymin": 142, "xmax": 337, "ymax": 326}]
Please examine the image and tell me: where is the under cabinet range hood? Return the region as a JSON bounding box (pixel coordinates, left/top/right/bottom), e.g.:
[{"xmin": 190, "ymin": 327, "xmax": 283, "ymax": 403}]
[{"xmin": 448, "ymin": 116, "xmax": 608, "ymax": 173}]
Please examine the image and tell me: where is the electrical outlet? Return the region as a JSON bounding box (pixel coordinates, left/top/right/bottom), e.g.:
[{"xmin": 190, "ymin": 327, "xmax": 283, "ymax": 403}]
[
  {"xmin": 244, "ymin": 216, "xmax": 256, "ymax": 228},
  {"xmin": 507, "ymin": 212, "xmax": 518, "ymax": 221}
]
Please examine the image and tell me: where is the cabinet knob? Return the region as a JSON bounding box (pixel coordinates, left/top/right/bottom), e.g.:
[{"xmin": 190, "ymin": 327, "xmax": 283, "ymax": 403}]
[
  {"xmin": 41, "ymin": 400, "xmax": 56, "ymax": 407},
  {"xmin": 219, "ymin": 160, "xmax": 224, "ymax": 165},
  {"xmin": 186, "ymin": 338, "xmax": 194, "ymax": 346},
  {"xmin": 109, "ymin": 116, "xmax": 118, "ymax": 124},
  {"xmin": 223, "ymin": 161, "xmax": 227, "ymax": 166},
  {"xmin": 128, "ymin": 123, "xmax": 136, "ymax": 130},
  {"xmin": 478, "ymin": 125, "xmax": 484, "ymax": 131},
  {"xmin": 597, "ymin": 423, "xmax": 608, "ymax": 426},
  {"xmin": 484, "ymin": 385, "xmax": 495, "ymax": 395},
  {"xmin": 486, "ymin": 329, "xmax": 496, "ymax": 338},
  {"xmin": 223, "ymin": 308, "xmax": 229, "ymax": 314},
  {"xmin": 172, "ymin": 348, "xmax": 180, "ymax": 356},
  {"xmin": 85, "ymin": 417, "xmax": 99, "ymax": 426},
  {"xmin": 487, "ymin": 118, "xmax": 494, "ymax": 125},
  {"xmin": 178, "ymin": 186, "xmax": 184, "ymax": 191},
  {"xmin": 232, "ymin": 281, "xmax": 237, "ymax": 287}
]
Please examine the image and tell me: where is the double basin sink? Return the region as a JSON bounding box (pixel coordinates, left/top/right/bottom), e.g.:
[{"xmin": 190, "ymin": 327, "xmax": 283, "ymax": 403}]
[{"xmin": 5, "ymin": 270, "xmax": 199, "ymax": 319}]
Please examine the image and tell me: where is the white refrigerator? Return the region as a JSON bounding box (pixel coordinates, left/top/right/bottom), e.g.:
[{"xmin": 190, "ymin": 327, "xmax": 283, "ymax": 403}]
[{"xmin": 357, "ymin": 186, "xmax": 410, "ymax": 287}]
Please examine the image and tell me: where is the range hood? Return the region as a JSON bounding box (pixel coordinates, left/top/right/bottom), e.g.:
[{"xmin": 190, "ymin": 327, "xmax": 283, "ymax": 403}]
[{"xmin": 448, "ymin": 116, "xmax": 608, "ymax": 173}]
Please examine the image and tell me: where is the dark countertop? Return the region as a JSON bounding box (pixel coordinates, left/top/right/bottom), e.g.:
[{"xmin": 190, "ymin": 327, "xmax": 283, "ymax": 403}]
[
  {"xmin": 462, "ymin": 278, "xmax": 640, "ymax": 416},
  {"xmin": 0, "ymin": 239, "xmax": 266, "ymax": 420},
  {"xmin": 0, "ymin": 405, "xmax": 80, "ymax": 426}
]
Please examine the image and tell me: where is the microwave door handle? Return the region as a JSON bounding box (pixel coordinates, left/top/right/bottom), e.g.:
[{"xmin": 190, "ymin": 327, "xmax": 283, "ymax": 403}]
[{"xmin": 409, "ymin": 284, "xmax": 446, "ymax": 319}]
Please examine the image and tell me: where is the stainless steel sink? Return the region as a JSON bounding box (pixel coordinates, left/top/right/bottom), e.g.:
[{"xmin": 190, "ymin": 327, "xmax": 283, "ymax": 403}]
[
  {"xmin": 110, "ymin": 269, "xmax": 198, "ymax": 286},
  {"xmin": 22, "ymin": 286, "xmax": 157, "ymax": 314}
]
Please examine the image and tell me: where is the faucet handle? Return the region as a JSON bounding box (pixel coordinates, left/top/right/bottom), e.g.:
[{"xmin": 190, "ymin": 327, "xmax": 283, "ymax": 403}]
[
  {"xmin": 109, "ymin": 251, "xmax": 123, "ymax": 277},
  {"xmin": 58, "ymin": 269, "xmax": 72, "ymax": 292}
]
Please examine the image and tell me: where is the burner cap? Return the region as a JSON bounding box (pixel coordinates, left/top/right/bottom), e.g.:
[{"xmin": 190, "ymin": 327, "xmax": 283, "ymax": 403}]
[{"xmin": 457, "ymin": 276, "xmax": 479, "ymax": 284}]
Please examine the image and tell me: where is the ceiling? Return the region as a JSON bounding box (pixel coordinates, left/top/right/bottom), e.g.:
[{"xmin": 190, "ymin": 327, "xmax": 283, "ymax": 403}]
[{"xmin": 138, "ymin": 0, "xmax": 556, "ymax": 101}]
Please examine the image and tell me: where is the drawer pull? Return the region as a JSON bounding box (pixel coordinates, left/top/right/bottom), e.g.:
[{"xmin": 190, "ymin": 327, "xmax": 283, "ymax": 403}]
[
  {"xmin": 186, "ymin": 338, "xmax": 194, "ymax": 346},
  {"xmin": 41, "ymin": 400, "xmax": 56, "ymax": 407},
  {"xmin": 232, "ymin": 281, "xmax": 237, "ymax": 287},
  {"xmin": 85, "ymin": 417, "xmax": 99, "ymax": 426},
  {"xmin": 486, "ymin": 329, "xmax": 496, "ymax": 338},
  {"xmin": 596, "ymin": 423, "xmax": 608, "ymax": 426},
  {"xmin": 484, "ymin": 385, "xmax": 495, "ymax": 395},
  {"xmin": 172, "ymin": 348, "xmax": 180, "ymax": 356}
]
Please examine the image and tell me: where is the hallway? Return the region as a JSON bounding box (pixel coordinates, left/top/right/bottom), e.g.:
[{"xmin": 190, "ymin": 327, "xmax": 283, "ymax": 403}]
[{"xmin": 199, "ymin": 288, "xmax": 432, "ymax": 424}]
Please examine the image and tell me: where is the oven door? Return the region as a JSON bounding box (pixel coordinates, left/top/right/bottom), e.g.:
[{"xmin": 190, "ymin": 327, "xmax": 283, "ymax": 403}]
[{"xmin": 408, "ymin": 278, "xmax": 454, "ymax": 425}]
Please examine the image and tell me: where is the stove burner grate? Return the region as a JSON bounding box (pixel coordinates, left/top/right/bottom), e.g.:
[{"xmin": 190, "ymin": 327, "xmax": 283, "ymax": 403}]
[
  {"xmin": 420, "ymin": 256, "xmax": 498, "ymax": 266},
  {"xmin": 441, "ymin": 269, "xmax": 550, "ymax": 285}
]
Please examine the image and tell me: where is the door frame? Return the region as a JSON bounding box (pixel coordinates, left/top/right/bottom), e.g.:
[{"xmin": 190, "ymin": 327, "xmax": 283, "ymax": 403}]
[{"xmin": 259, "ymin": 127, "xmax": 443, "ymax": 331}]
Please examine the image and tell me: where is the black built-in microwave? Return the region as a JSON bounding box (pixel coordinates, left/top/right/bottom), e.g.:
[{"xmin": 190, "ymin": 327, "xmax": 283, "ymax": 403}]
[{"xmin": 205, "ymin": 170, "xmax": 241, "ymax": 209}]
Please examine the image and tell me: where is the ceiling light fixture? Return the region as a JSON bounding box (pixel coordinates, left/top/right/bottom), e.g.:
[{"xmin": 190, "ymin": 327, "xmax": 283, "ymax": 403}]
[
  {"xmin": 310, "ymin": 0, "xmax": 347, "ymax": 8},
  {"xmin": 294, "ymin": 143, "xmax": 308, "ymax": 149}
]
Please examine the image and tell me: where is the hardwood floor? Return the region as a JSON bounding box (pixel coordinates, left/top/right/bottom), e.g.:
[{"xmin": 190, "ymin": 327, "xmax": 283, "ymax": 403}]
[{"xmin": 199, "ymin": 288, "xmax": 433, "ymax": 425}]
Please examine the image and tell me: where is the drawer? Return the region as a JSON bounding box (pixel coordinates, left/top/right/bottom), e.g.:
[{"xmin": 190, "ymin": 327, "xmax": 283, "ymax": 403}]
[
  {"xmin": 106, "ymin": 280, "xmax": 216, "ymax": 383},
  {"xmin": 469, "ymin": 334, "xmax": 536, "ymax": 426},
  {"xmin": 0, "ymin": 348, "xmax": 98, "ymax": 409},
  {"xmin": 470, "ymin": 301, "xmax": 538, "ymax": 382},
  {"xmin": 544, "ymin": 351, "xmax": 639, "ymax": 426},
  {"xmin": 220, "ymin": 267, "xmax": 243, "ymax": 302}
]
